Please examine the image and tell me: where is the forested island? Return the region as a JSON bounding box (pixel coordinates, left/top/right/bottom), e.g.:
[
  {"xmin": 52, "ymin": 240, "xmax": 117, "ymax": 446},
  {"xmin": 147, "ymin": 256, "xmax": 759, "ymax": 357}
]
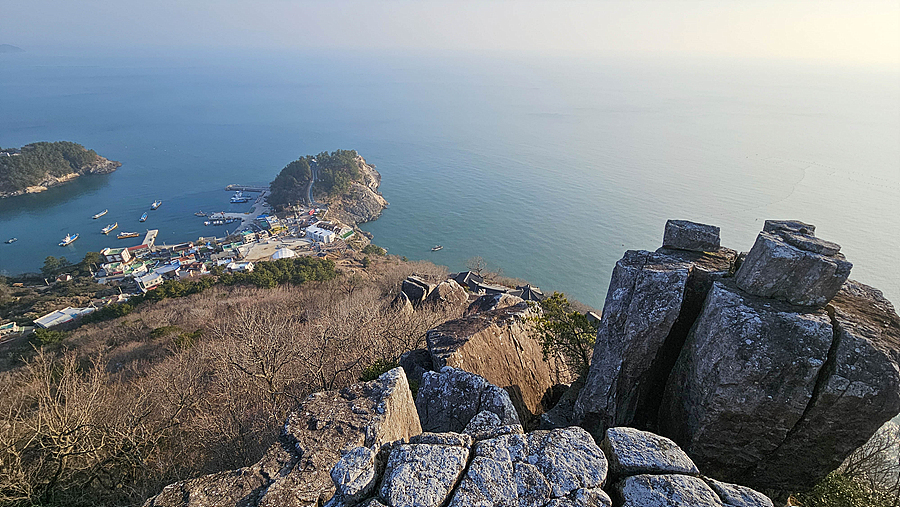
[
  {"xmin": 0, "ymin": 141, "xmax": 121, "ymax": 198},
  {"xmin": 269, "ymin": 149, "xmax": 388, "ymax": 225}
]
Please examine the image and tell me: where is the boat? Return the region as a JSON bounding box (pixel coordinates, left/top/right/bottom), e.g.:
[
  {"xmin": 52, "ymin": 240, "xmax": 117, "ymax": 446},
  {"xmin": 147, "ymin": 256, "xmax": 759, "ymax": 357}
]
[
  {"xmin": 431, "ymin": 245, "xmax": 443, "ymax": 251},
  {"xmin": 101, "ymin": 222, "xmax": 118, "ymax": 234},
  {"xmin": 92, "ymin": 209, "xmax": 108, "ymax": 219},
  {"xmin": 59, "ymin": 233, "xmax": 79, "ymax": 246},
  {"xmin": 140, "ymin": 212, "xmax": 148, "ymax": 222},
  {"xmin": 151, "ymin": 200, "xmax": 162, "ymax": 210},
  {"xmin": 230, "ymin": 191, "xmax": 251, "ymax": 203},
  {"xmin": 5, "ymin": 238, "xmax": 17, "ymax": 244},
  {"xmin": 117, "ymin": 231, "xmax": 140, "ymax": 239},
  {"xmin": 195, "ymin": 211, "xmax": 207, "ymax": 217}
]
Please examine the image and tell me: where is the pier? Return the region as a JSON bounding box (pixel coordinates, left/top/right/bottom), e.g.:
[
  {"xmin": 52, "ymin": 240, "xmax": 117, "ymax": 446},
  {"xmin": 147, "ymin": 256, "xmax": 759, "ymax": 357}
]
[
  {"xmin": 225, "ymin": 184, "xmax": 268, "ymax": 192},
  {"xmin": 142, "ymin": 229, "xmax": 158, "ymax": 248}
]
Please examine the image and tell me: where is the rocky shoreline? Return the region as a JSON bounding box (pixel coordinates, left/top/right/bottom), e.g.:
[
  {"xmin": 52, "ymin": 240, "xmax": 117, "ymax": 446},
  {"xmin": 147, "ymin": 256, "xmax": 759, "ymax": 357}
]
[
  {"xmin": 0, "ymin": 155, "xmax": 121, "ymax": 199},
  {"xmin": 324, "ymin": 155, "xmax": 388, "ymax": 228}
]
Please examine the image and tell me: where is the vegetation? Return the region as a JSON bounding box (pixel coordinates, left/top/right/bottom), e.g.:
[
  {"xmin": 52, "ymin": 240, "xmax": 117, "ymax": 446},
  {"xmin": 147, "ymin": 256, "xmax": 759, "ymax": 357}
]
[
  {"xmin": 531, "ymin": 292, "xmax": 599, "ymax": 378},
  {"xmin": 268, "ymin": 149, "xmax": 362, "ymax": 207},
  {"xmin": 362, "ymin": 244, "xmax": 386, "ymax": 256},
  {"xmin": 0, "ymin": 258, "xmax": 457, "ymax": 507},
  {"xmin": 0, "ymin": 142, "xmax": 105, "ymax": 194}
]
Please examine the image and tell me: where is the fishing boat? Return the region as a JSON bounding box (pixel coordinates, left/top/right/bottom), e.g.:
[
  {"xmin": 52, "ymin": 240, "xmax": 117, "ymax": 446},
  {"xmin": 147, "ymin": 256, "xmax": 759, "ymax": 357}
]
[
  {"xmin": 150, "ymin": 200, "xmax": 162, "ymax": 210},
  {"xmin": 140, "ymin": 212, "xmax": 148, "ymax": 222},
  {"xmin": 195, "ymin": 211, "xmax": 207, "ymax": 217},
  {"xmin": 431, "ymin": 245, "xmax": 443, "ymax": 252},
  {"xmin": 101, "ymin": 222, "xmax": 118, "ymax": 234},
  {"xmin": 230, "ymin": 191, "xmax": 251, "ymax": 203},
  {"xmin": 5, "ymin": 238, "xmax": 17, "ymax": 244},
  {"xmin": 92, "ymin": 209, "xmax": 108, "ymax": 219},
  {"xmin": 117, "ymin": 231, "xmax": 140, "ymax": 239},
  {"xmin": 59, "ymin": 233, "xmax": 79, "ymax": 246}
]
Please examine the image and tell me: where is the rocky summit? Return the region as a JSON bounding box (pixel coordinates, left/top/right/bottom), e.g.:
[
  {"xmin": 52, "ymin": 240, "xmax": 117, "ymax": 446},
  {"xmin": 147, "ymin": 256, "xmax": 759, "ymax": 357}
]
[{"xmin": 144, "ymin": 219, "xmax": 900, "ymax": 506}]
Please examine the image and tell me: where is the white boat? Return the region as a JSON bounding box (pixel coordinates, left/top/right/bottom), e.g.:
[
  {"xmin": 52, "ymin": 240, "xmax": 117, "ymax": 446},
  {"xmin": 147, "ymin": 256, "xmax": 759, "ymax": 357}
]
[
  {"xmin": 5, "ymin": 238, "xmax": 17, "ymax": 244},
  {"xmin": 150, "ymin": 200, "xmax": 162, "ymax": 210},
  {"xmin": 101, "ymin": 222, "xmax": 118, "ymax": 234},
  {"xmin": 431, "ymin": 245, "xmax": 443, "ymax": 251},
  {"xmin": 59, "ymin": 233, "xmax": 79, "ymax": 246},
  {"xmin": 117, "ymin": 231, "xmax": 139, "ymax": 239},
  {"xmin": 230, "ymin": 191, "xmax": 251, "ymax": 203},
  {"xmin": 140, "ymin": 212, "xmax": 148, "ymax": 222},
  {"xmin": 92, "ymin": 209, "xmax": 108, "ymax": 219}
]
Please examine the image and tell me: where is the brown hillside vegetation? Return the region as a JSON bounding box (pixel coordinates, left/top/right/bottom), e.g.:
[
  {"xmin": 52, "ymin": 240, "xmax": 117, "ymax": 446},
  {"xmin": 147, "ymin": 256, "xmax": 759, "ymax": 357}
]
[{"xmin": 0, "ymin": 259, "xmax": 458, "ymax": 507}]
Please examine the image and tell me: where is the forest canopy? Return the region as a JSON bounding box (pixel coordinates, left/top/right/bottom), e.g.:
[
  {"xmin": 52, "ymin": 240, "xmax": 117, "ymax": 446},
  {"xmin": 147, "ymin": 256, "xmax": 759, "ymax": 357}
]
[
  {"xmin": 0, "ymin": 142, "xmax": 103, "ymax": 193},
  {"xmin": 268, "ymin": 149, "xmax": 361, "ymax": 207}
]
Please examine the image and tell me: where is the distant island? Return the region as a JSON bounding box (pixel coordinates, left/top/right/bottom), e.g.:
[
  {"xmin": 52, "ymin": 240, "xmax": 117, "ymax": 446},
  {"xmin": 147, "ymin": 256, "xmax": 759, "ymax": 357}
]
[
  {"xmin": 0, "ymin": 44, "xmax": 24, "ymax": 53},
  {"xmin": 0, "ymin": 142, "xmax": 121, "ymax": 198},
  {"xmin": 269, "ymin": 149, "xmax": 387, "ymax": 226}
]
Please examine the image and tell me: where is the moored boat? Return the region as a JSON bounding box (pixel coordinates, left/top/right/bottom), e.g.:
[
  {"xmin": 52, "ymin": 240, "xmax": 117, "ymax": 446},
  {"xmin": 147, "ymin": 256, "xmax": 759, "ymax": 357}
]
[
  {"xmin": 151, "ymin": 200, "xmax": 162, "ymax": 210},
  {"xmin": 140, "ymin": 212, "xmax": 148, "ymax": 222},
  {"xmin": 431, "ymin": 245, "xmax": 443, "ymax": 251},
  {"xmin": 101, "ymin": 222, "xmax": 118, "ymax": 234},
  {"xmin": 59, "ymin": 233, "xmax": 79, "ymax": 246},
  {"xmin": 230, "ymin": 191, "xmax": 251, "ymax": 203},
  {"xmin": 117, "ymin": 231, "xmax": 140, "ymax": 239},
  {"xmin": 195, "ymin": 211, "xmax": 207, "ymax": 217},
  {"xmin": 92, "ymin": 209, "xmax": 108, "ymax": 219}
]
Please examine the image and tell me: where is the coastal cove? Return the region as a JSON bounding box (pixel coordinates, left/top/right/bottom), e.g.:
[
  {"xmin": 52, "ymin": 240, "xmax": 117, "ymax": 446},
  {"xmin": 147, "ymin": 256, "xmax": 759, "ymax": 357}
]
[{"xmin": 0, "ymin": 49, "xmax": 897, "ymax": 308}]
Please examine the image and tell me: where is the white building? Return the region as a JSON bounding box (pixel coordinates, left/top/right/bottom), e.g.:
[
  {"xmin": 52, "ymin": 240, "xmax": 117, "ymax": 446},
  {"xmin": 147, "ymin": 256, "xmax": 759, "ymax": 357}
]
[
  {"xmin": 34, "ymin": 307, "xmax": 96, "ymax": 329},
  {"xmin": 135, "ymin": 272, "xmax": 164, "ymax": 293},
  {"xmin": 305, "ymin": 224, "xmax": 336, "ymax": 244}
]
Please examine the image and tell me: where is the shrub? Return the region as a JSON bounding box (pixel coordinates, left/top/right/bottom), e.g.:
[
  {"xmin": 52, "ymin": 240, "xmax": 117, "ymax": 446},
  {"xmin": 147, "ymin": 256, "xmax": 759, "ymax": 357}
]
[
  {"xmin": 359, "ymin": 358, "xmax": 399, "ymax": 382},
  {"xmin": 795, "ymin": 472, "xmax": 890, "ymax": 507}
]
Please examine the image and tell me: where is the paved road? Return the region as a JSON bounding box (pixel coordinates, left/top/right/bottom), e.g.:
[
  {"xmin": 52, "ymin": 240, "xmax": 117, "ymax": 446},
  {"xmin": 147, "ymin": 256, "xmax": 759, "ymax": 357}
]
[{"xmin": 307, "ymin": 159, "xmax": 324, "ymax": 207}]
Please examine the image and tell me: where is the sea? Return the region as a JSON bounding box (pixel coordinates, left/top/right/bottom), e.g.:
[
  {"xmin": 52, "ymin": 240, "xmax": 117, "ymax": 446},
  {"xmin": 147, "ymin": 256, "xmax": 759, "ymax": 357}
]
[{"xmin": 1, "ymin": 48, "xmax": 898, "ymax": 310}]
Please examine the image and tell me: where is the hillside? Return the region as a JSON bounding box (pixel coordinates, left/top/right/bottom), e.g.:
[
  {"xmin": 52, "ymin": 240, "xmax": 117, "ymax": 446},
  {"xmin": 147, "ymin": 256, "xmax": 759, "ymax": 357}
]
[
  {"xmin": 0, "ymin": 44, "xmax": 24, "ymax": 53},
  {"xmin": 0, "ymin": 141, "xmax": 121, "ymax": 198},
  {"xmin": 268, "ymin": 149, "xmax": 387, "ymax": 225}
]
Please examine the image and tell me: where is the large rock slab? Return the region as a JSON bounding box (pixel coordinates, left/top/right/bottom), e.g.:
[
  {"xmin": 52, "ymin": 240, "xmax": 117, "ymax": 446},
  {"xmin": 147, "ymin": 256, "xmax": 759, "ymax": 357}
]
[
  {"xmin": 744, "ymin": 280, "xmax": 900, "ymax": 491},
  {"xmin": 704, "ymin": 478, "xmax": 774, "ymax": 507},
  {"xmin": 427, "ymin": 302, "xmax": 561, "ymax": 427},
  {"xmin": 447, "ymin": 455, "xmax": 516, "ymax": 507},
  {"xmin": 401, "ymin": 276, "xmax": 433, "ymax": 305},
  {"xmin": 615, "ymin": 474, "xmax": 724, "ymax": 507},
  {"xmin": 575, "ymin": 248, "xmax": 735, "ymax": 436},
  {"xmin": 663, "ymin": 220, "xmax": 720, "ymax": 252},
  {"xmin": 734, "ymin": 230, "xmax": 851, "ymax": 307},
  {"xmin": 601, "ymin": 426, "xmax": 698, "ymax": 479},
  {"xmin": 466, "ymin": 293, "xmax": 525, "ymax": 316},
  {"xmin": 659, "ymin": 280, "xmax": 834, "ymax": 484},
  {"xmin": 425, "ymin": 279, "xmax": 468, "ymax": 307},
  {"xmin": 378, "ymin": 439, "xmax": 470, "ymax": 507},
  {"xmin": 144, "ymin": 368, "xmax": 421, "ymax": 507},
  {"xmin": 416, "ymin": 367, "xmax": 520, "ymax": 433}
]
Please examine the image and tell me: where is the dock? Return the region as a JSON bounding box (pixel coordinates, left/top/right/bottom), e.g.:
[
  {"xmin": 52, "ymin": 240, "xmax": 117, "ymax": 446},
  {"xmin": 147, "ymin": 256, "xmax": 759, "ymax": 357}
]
[
  {"xmin": 225, "ymin": 184, "xmax": 268, "ymax": 192},
  {"xmin": 142, "ymin": 229, "xmax": 158, "ymax": 248}
]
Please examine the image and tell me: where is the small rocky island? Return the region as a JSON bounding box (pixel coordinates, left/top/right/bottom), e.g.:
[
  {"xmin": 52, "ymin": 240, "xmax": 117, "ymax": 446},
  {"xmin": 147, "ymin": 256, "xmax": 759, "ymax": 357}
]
[
  {"xmin": 268, "ymin": 149, "xmax": 387, "ymax": 227},
  {"xmin": 0, "ymin": 141, "xmax": 121, "ymax": 198}
]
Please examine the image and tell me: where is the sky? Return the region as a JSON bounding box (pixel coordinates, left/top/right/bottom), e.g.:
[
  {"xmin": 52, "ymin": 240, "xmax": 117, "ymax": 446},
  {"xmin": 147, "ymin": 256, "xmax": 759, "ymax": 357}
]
[{"xmin": 3, "ymin": 0, "xmax": 900, "ymax": 68}]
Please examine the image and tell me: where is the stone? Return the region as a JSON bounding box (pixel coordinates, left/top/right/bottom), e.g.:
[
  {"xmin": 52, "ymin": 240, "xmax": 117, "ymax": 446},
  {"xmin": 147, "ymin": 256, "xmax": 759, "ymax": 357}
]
[
  {"xmin": 378, "ymin": 442, "xmax": 470, "ymax": 507},
  {"xmin": 416, "ymin": 367, "xmax": 520, "ymax": 433},
  {"xmin": 428, "ymin": 301, "xmax": 559, "ymax": 428},
  {"xmin": 466, "ymin": 293, "xmax": 525, "ymax": 315},
  {"xmin": 469, "ymin": 424, "xmax": 524, "ymax": 442},
  {"xmin": 409, "ymin": 432, "xmax": 473, "ymax": 447},
  {"xmin": 447, "ymin": 456, "xmax": 516, "ymax": 507},
  {"xmin": 744, "ymin": 280, "xmax": 900, "ymax": 492},
  {"xmin": 513, "ymin": 462, "xmax": 551, "ymax": 507},
  {"xmin": 401, "ymin": 276, "xmax": 433, "ymax": 305},
  {"xmin": 601, "ymin": 426, "xmax": 699, "ymax": 479},
  {"xmin": 399, "ymin": 348, "xmax": 432, "ymax": 385},
  {"xmin": 464, "ymin": 410, "xmax": 503, "ymax": 435},
  {"xmin": 615, "ymin": 474, "xmax": 724, "ymax": 507},
  {"xmin": 762, "ymin": 219, "xmax": 815, "ymax": 236},
  {"xmin": 778, "ymin": 231, "xmax": 840, "ymax": 256},
  {"xmin": 663, "ymin": 219, "xmax": 721, "ymax": 252},
  {"xmin": 525, "ymin": 427, "xmax": 608, "ymax": 498},
  {"xmin": 734, "ymin": 230, "xmax": 852, "ymax": 307},
  {"xmin": 704, "ymin": 478, "xmax": 774, "ymax": 507},
  {"xmin": 145, "ymin": 367, "xmax": 421, "ymax": 507},
  {"xmin": 544, "ymin": 488, "xmax": 612, "ymax": 507},
  {"xmin": 575, "ymin": 248, "xmax": 735, "ymax": 436},
  {"xmin": 329, "ymin": 447, "xmax": 379, "ymax": 504},
  {"xmin": 425, "ymin": 279, "xmax": 468, "ymax": 307},
  {"xmin": 659, "ymin": 280, "xmax": 834, "ymax": 484}
]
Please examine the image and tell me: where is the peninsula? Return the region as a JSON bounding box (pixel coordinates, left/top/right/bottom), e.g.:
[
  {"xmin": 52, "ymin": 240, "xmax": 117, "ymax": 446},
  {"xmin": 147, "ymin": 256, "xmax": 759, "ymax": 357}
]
[{"xmin": 0, "ymin": 141, "xmax": 121, "ymax": 198}]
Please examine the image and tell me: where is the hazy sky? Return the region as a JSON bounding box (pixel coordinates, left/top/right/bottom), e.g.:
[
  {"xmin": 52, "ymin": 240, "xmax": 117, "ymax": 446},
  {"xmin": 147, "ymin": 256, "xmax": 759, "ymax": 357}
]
[{"xmin": 5, "ymin": 0, "xmax": 900, "ymax": 67}]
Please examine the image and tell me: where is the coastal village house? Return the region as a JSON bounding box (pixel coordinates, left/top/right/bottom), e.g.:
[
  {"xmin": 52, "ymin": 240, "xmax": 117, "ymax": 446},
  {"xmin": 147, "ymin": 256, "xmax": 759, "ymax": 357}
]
[
  {"xmin": 0, "ymin": 321, "xmax": 19, "ymax": 336},
  {"xmin": 305, "ymin": 224, "xmax": 336, "ymax": 244},
  {"xmin": 101, "ymin": 247, "xmax": 133, "ymax": 265},
  {"xmin": 34, "ymin": 307, "xmax": 96, "ymax": 329}
]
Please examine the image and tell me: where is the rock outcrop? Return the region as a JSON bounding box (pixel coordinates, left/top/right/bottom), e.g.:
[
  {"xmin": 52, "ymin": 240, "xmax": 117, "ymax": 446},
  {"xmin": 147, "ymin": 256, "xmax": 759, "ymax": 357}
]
[
  {"xmin": 144, "ymin": 367, "xmax": 421, "ymax": 507},
  {"xmin": 328, "ymin": 155, "xmax": 388, "ymax": 226},
  {"xmin": 575, "ymin": 219, "xmax": 900, "ymax": 496},
  {"xmin": 415, "ymin": 366, "xmax": 520, "ymax": 433},
  {"xmin": 426, "ymin": 302, "xmax": 565, "ymax": 427}
]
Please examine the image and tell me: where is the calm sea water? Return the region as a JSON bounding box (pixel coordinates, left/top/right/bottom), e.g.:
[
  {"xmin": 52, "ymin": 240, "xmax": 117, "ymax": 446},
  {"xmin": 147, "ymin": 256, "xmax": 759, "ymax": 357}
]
[{"xmin": 1, "ymin": 49, "xmax": 898, "ymax": 309}]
